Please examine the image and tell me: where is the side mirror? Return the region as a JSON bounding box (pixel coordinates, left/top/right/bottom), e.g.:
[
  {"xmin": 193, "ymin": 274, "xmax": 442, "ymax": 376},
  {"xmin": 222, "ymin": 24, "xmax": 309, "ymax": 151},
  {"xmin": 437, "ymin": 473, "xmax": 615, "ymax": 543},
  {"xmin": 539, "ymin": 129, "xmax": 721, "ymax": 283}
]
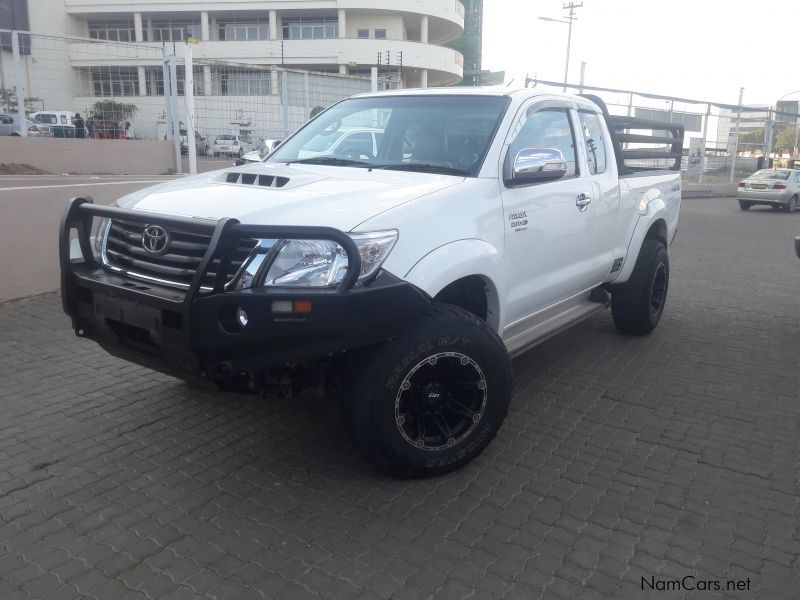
[{"xmin": 507, "ymin": 148, "xmax": 568, "ymax": 185}]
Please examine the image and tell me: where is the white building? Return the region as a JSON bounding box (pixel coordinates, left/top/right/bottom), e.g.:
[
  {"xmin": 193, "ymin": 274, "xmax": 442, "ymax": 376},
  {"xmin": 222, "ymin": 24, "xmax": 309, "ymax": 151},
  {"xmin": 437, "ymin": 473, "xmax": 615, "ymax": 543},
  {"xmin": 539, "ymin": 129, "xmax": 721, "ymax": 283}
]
[{"xmin": 1, "ymin": 0, "xmax": 465, "ymax": 141}]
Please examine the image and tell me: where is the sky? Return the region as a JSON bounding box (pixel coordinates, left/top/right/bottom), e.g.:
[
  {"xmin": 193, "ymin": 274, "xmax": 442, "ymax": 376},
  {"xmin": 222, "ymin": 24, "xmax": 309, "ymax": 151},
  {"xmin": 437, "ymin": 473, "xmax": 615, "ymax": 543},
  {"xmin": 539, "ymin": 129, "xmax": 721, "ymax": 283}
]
[{"xmin": 482, "ymin": 0, "xmax": 800, "ymax": 108}]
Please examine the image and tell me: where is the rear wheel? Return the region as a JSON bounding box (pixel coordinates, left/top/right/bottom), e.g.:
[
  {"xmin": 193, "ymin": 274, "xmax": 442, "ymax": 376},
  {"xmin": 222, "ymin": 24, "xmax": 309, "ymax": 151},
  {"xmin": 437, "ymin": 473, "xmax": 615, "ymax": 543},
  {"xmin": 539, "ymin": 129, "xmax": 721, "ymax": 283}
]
[
  {"xmin": 341, "ymin": 304, "xmax": 511, "ymax": 478},
  {"xmin": 611, "ymin": 239, "xmax": 669, "ymax": 335},
  {"xmin": 738, "ymin": 201, "xmax": 752, "ymax": 210}
]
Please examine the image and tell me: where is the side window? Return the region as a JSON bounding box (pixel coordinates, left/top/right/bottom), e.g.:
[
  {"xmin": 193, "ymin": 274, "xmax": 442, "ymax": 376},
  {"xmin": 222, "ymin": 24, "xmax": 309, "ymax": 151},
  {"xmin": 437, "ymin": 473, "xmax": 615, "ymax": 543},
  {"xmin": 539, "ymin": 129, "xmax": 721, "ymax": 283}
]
[
  {"xmin": 1, "ymin": 115, "xmax": 12, "ymax": 125},
  {"xmin": 509, "ymin": 107, "xmax": 578, "ymax": 177},
  {"xmin": 579, "ymin": 111, "xmax": 607, "ymax": 175},
  {"xmin": 796, "ymin": 173, "xmax": 800, "ymax": 184}
]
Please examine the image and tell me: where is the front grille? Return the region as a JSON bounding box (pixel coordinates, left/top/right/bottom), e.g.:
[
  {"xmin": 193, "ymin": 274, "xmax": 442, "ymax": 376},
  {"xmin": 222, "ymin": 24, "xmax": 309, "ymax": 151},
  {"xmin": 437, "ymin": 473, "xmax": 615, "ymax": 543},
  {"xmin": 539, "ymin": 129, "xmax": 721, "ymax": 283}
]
[{"xmin": 104, "ymin": 220, "xmax": 256, "ymax": 290}]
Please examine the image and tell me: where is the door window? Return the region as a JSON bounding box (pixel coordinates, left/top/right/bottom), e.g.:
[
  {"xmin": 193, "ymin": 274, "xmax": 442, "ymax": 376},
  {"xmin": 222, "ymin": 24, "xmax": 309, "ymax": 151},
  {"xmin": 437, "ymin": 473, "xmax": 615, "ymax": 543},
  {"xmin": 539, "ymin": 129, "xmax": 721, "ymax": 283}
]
[
  {"xmin": 509, "ymin": 107, "xmax": 578, "ymax": 177},
  {"xmin": 579, "ymin": 111, "xmax": 608, "ymax": 174}
]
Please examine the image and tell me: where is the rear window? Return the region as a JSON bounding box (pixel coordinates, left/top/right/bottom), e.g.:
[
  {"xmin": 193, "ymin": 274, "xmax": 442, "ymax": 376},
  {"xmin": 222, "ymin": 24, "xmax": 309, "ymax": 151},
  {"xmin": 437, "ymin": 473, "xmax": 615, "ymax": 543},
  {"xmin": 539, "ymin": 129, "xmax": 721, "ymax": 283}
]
[
  {"xmin": 751, "ymin": 170, "xmax": 790, "ymax": 180},
  {"xmin": 35, "ymin": 114, "xmax": 57, "ymax": 124},
  {"xmin": 217, "ymin": 135, "xmax": 236, "ymax": 141}
]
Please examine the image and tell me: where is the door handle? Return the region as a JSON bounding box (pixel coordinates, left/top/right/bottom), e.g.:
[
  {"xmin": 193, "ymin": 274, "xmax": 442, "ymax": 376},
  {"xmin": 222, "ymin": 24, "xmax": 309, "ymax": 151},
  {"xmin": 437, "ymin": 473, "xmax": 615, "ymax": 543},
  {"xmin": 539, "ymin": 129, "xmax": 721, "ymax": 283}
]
[{"xmin": 576, "ymin": 193, "xmax": 592, "ymax": 210}]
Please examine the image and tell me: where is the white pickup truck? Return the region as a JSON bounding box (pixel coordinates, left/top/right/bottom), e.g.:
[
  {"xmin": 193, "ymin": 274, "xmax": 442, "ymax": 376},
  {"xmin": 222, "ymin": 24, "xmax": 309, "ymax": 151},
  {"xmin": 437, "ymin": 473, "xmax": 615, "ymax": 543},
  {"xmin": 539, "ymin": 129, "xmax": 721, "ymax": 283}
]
[{"xmin": 61, "ymin": 88, "xmax": 683, "ymax": 477}]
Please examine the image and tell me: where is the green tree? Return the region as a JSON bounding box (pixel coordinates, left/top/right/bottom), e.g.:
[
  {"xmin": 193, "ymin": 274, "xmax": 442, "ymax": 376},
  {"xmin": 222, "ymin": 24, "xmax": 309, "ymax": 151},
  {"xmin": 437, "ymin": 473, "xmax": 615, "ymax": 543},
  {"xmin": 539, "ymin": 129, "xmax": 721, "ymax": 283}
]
[
  {"xmin": 90, "ymin": 100, "xmax": 138, "ymax": 126},
  {"xmin": 0, "ymin": 87, "xmax": 17, "ymax": 112},
  {"xmin": 774, "ymin": 126, "xmax": 798, "ymax": 153},
  {"xmin": 738, "ymin": 128, "xmax": 765, "ymax": 145}
]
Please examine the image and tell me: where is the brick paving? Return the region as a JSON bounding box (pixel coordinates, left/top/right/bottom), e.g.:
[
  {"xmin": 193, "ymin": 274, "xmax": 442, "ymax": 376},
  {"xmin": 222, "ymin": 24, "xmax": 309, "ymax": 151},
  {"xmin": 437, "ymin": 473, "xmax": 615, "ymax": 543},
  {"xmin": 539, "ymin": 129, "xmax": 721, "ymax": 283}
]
[{"xmin": 1, "ymin": 197, "xmax": 799, "ymax": 600}]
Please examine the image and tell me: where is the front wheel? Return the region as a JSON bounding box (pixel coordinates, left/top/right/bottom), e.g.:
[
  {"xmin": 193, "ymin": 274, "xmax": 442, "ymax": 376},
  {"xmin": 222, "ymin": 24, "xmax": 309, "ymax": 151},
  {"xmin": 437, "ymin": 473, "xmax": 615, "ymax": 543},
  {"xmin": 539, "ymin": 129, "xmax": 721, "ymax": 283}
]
[
  {"xmin": 611, "ymin": 239, "xmax": 669, "ymax": 335},
  {"xmin": 342, "ymin": 304, "xmax": 511, "ymax": 478},
  {"xmin": 784, "ymin": 196, "xmax": 798, "ymax": 213}
]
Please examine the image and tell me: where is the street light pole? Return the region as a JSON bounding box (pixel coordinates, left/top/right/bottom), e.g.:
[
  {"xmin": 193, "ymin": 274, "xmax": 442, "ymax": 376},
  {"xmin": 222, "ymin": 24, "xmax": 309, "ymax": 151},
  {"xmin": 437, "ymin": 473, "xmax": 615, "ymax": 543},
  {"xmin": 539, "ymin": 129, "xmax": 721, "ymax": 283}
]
[
  {"xmin": 775, "ymin": 90, "xmax": 800, "ymax": 157},
  {"xmin": 562, "ymin": 2, "xmax": 582, "ymax": 92},
  {"xmin": 539, "ymin": 2, "xmax": 583, "ymax": 93}
]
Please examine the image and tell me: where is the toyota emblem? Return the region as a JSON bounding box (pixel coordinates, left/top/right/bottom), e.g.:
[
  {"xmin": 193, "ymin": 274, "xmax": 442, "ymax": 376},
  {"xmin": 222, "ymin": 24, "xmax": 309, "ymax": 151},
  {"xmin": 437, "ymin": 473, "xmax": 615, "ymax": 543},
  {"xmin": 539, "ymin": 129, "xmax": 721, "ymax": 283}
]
[{"xmin": 142, "ymin": 225, "xmax": 170, "ymax": 255}]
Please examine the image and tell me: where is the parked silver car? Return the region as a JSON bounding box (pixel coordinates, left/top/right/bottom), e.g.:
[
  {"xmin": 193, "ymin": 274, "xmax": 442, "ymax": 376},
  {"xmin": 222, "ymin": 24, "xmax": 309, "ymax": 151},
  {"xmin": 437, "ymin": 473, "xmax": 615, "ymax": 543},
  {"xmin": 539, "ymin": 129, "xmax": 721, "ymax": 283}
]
[
  {"xmin": 0, "ymin": 114, "xmax": 41, "ymax": 136},
  {"xmin": 738, "ymin": 169, "xmax": 800, "ymax": 212}
]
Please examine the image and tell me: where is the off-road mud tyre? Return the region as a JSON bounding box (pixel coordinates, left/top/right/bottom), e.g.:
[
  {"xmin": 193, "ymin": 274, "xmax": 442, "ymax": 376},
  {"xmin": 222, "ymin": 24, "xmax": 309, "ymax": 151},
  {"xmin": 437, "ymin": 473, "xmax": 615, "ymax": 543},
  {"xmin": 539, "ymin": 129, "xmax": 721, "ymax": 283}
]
[
  {"xmin": 341, "ymin": 304, "xmax": 511, "ymax": 478},
  {"xmin": 611, "ymin": 239, "xmax": 669, "ymax": 335}
]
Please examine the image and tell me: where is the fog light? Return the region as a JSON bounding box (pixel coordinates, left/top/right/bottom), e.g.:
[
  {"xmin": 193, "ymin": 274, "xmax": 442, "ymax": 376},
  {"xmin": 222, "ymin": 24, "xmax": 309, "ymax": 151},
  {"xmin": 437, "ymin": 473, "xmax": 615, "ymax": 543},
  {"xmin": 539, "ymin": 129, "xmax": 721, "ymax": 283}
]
[
  {"xmin": 272, "ymin": 300, "xmax": 293, "ymax": 314},
  {"xmin": 237, "ymin": 308, "xmax": 248, "ymax": 327}
]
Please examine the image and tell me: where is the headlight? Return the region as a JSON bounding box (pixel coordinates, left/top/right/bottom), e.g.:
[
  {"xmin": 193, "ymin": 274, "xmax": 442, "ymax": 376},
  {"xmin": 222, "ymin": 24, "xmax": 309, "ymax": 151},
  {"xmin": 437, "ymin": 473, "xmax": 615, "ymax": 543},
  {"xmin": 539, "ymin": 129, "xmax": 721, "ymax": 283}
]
[
  {"xmin": 263, "ymin": 230, "xmax": 398, "ymax": 287},
  {"xmin": 94, "ymin": 217, "xmax": 111, "ymax": 255}
]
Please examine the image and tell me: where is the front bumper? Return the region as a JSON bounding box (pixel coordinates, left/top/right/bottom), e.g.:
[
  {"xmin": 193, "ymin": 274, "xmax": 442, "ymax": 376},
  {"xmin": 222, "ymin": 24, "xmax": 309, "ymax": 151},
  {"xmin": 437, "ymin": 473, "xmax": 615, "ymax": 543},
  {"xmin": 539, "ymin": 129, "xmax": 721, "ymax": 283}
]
[
  {"xmin": 737, "ymin": 189, "xmax": 793, "ymax": 204},
  {"xmin": 60, "ymin": 198, "xmax": 431, "ymax": 381}
]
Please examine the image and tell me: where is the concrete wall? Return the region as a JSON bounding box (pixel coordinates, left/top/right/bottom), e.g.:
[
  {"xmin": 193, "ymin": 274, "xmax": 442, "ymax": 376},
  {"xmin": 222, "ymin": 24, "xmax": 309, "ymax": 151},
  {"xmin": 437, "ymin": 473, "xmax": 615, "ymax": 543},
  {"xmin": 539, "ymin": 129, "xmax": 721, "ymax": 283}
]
[
  {"xmin": 0, "ymin": 138, "xmax": 176, "ymax": 175},
  {"xmin": 0, "ymin": 177, "xmax": 169, "ymax": 302}
]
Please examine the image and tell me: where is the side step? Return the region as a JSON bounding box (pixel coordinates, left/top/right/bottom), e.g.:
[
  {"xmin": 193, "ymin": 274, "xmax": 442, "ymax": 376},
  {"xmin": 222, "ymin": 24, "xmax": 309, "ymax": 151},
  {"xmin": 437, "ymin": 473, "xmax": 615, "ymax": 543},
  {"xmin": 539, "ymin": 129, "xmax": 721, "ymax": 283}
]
[{"xmin": 589, "ymin": 286, "xmax": 611, "ymax": 305}]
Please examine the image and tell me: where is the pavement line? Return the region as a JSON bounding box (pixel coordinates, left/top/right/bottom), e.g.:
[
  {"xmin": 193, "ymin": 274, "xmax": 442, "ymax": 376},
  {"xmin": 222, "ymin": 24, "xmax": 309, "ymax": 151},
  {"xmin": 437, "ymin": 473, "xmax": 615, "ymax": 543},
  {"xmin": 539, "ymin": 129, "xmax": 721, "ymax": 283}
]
[{"xmin": 0, "ymin": 180, "xmax": 169, "ymax": 192}]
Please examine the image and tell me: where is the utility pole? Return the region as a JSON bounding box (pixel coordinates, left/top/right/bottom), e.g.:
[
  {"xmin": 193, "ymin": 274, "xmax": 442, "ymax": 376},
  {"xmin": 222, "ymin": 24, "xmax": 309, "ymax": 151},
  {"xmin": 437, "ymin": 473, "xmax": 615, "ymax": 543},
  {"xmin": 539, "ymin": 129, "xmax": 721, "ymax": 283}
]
[
  {"xmin": 562, "ymin": 2, "xmax": 582, "ymax": 92},
  {"xmin": 729, "ymin": 87, "xmax": 744, "ymax": 184},
  {"xmin": 539, "ymin": 2, "xmax": 582, "ymax": 93}
]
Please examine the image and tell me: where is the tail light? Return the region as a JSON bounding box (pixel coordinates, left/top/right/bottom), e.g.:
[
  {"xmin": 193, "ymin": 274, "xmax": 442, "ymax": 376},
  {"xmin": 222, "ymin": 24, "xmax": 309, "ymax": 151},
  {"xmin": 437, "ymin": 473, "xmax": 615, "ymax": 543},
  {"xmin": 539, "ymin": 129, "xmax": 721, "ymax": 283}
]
[
  {"xmin": 774, "ymin": 182, "xmax": 787, "ymax": 189},
  {"xmin": 27, "ymin": 125, "xmax": 38, "ymax": 133},
  {"xmin": 233, "ymin": 140, "xmax": 239, "ymax": 145},
  {"xmin": 738, "ymin": 181, "xmax": 745, "ymax": 188}
]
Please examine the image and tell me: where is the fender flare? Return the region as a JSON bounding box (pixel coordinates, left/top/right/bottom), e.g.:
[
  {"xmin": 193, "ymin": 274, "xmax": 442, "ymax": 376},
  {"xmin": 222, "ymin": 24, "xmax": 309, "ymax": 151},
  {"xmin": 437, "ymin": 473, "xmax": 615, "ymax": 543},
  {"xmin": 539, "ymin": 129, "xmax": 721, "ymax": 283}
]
[
  {"xmin": 403, "ymin": 239, "xmax": 504, "ymax": 331},
  {"xmin": 614, "ymin": 198, "xmax": 668, "ymax": 283}
]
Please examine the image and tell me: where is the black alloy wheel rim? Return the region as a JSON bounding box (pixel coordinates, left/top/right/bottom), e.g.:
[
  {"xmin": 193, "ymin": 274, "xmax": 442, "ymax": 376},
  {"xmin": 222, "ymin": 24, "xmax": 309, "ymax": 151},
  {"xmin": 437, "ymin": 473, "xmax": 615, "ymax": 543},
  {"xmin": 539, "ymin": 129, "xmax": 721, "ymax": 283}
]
[
  {"xmin": 394, "ymin": 352, "xmax": 488, "ymax": 451},
  {"xmin": 650, "ymin": 263, "xmax": 667, "ymax": 319}
]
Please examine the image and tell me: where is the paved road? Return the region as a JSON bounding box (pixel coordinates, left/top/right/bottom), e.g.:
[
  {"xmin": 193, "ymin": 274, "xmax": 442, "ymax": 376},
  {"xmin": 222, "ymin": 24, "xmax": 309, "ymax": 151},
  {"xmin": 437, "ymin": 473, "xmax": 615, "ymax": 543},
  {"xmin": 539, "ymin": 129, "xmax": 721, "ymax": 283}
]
[{"xmin": 1, "ymin": 197, "xmax": 799, "ymax": 600}]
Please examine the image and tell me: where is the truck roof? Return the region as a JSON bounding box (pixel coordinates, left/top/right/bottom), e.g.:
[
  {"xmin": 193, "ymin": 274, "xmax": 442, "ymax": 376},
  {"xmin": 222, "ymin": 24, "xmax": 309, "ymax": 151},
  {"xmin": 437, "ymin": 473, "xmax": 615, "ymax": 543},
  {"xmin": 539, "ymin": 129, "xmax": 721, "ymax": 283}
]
[
  {"xmin": 353, "ymin": 86, "xmax": 522, "ymax": 98},
  {"xmin": 352, "ymin": 86, "xmax": 601, "ymax": 107}
]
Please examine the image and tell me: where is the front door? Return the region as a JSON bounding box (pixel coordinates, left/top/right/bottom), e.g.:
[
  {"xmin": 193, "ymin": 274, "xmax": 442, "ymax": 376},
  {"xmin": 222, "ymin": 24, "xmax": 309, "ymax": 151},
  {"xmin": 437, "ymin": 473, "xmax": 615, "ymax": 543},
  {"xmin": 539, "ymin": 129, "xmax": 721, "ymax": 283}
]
[{"xmin": 500, "ymin": 100, "xmax": 599, "ymax": 336}]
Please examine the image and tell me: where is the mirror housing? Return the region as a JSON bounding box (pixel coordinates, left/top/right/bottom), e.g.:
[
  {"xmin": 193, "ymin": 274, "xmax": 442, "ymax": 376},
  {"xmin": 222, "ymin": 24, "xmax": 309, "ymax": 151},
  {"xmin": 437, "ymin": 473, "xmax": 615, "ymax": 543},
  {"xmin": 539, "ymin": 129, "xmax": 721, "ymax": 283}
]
[{"xmin": 506, "ymin": 148, "xmax": 568, "ymax": 186}]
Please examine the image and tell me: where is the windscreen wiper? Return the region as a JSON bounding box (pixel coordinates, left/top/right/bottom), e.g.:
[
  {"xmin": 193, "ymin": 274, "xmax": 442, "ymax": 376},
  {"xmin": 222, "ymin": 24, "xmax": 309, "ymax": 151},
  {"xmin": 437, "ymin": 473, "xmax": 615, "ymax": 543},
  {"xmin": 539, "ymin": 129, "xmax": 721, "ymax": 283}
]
[
  {"xmin": 372, "ymin": 163, "xmax": 469, "ymax": 176},
  {"xmin": 287, "ymin": 157, "xmax": 370, "ymax": 167}
]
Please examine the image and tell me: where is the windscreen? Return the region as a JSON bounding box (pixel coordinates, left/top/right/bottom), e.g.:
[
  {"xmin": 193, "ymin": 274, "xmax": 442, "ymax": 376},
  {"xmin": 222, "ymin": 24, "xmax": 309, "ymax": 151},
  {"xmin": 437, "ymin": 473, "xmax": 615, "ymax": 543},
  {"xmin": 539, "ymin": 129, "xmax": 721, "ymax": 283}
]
[
  {"xmin": 751, "ymin": 170, "xmax": 790, "ymax": 180},
  {"xmin": 268, "ymin": 95, "xmax": 510, "ymax": 176}
]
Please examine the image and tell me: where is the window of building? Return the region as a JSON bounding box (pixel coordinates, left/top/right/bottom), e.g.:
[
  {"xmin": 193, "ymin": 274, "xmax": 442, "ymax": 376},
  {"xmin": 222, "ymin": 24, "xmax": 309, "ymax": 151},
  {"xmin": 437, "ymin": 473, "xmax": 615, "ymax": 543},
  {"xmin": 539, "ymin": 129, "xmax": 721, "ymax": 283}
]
[
  {"xmin": 151, "ymin": 20, "xmax": 200, "ymax": 43},
  {"xmin": 215, "ymin": 68, "xmax": 271, "ymax": 96},
  {"xmin": 282, "ymin": 17, "xmax": 338, "ymax": 40},
  {"xmin": 88, "ymin": 20, "xmax": 136, "ymax": 42},
  {"xmin": 218, "ymin": 17, "xmax": 269, "ymax": 41},
  {"xmin": 80, "ymin": 66, "xmax": 139, "ymax": 97},
  {"xmin": 143, "ymin": 66, "xmax": 204, "ymax": 97},
  {"xmin": 374, "ymin": 29, "xmax": 387, "ymax": 39},
  {"xmin": 357, "ymin": 29, "xmax": 369, "ymax": 39}
]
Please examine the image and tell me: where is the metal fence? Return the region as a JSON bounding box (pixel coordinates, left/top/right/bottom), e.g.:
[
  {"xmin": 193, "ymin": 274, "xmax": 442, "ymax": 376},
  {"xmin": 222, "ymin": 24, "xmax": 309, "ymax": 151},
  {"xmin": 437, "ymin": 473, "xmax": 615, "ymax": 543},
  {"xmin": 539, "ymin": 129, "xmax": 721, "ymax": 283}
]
[
  {"xmin": 528, "ymin": 77, "xmax": 800, "ymax": 184},
  {"xmin": 0, "ymin": 30, "xmax": 372, "ymax": 173}
]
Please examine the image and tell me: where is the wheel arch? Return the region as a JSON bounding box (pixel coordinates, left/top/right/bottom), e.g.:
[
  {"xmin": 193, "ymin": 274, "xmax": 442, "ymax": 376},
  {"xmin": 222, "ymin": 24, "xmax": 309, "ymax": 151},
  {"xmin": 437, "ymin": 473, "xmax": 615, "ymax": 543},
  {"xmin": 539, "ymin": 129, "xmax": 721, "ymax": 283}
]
[
  {"xmin": 644, "ymin": 217, "xmax": 668, "ymax": 247},
  {"xmin": 402, "ymin": 239, "xmax": 504, "ymax": 332},
  {"xmin": 614, "ymin": 207, "xmax": 669, "ymax": 283}
]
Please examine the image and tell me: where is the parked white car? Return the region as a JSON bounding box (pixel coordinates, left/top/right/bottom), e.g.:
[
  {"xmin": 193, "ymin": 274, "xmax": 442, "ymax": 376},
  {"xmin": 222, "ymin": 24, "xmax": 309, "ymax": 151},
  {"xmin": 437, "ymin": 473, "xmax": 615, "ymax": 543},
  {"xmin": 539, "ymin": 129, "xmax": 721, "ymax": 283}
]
[
  {"xmin": 30, "ymin": 111, "xmax": 75, "ymax": 136},
  {"xmin": 62, "ymin": 88, "xmax": 683, "ymax": 477},
  {"xmin": 211, "ymin": 134, "xmax": 253, "ymax": 157},
  {"xmin": 234, "ymin": 139, "xmax": 283, "ymax": 166},
  {"xmin": 296, "ymin": 127, "xmax": 382, "ymax": 160}
]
